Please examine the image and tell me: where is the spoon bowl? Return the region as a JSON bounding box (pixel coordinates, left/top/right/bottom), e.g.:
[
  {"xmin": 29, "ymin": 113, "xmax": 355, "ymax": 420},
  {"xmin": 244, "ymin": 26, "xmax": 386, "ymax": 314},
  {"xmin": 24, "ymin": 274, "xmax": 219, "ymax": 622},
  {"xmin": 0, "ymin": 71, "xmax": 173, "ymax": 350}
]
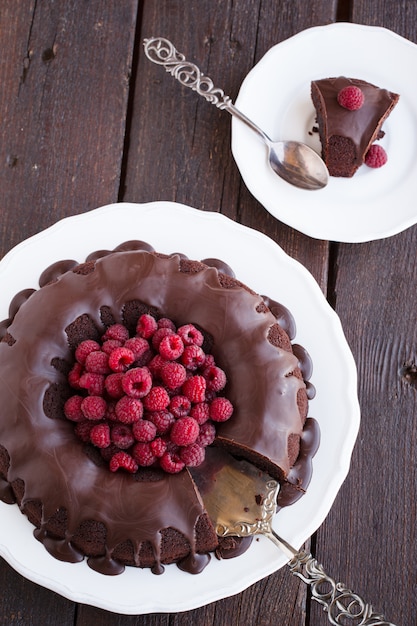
[{"xmin": 144, "ymin": 37, "xmax": 329, "ymax": 191}]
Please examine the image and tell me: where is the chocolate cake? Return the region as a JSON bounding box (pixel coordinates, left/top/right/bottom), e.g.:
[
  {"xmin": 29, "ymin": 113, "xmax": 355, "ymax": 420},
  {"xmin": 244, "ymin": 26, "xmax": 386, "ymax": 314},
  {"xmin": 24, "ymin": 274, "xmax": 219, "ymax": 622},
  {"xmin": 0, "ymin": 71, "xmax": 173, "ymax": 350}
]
[
  {"xmin": 0, "ymin": 241, "xmax": 319, "ymax": 575},
  {"xmin": 311, "ymin": 76, "xmax": 399, "ymax": 177}
]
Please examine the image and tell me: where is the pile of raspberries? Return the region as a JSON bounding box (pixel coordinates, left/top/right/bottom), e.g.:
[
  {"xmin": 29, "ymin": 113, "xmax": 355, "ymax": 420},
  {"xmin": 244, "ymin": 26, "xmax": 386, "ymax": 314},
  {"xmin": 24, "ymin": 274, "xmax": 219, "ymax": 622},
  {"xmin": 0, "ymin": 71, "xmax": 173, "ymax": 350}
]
[{"xmin": 63, "ymin": 314, "xmax": 233, "ymax": 474}]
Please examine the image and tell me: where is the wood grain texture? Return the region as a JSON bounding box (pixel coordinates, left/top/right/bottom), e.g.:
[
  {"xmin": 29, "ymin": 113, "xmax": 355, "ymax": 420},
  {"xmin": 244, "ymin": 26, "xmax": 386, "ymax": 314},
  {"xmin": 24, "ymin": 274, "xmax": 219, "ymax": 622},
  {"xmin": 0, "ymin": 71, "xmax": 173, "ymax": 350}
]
[
  {"xmin": 311, "ymin": 227, "xmax": 417, "ymax": 626},
  {"xmin": 0, "ymin": 0, "xmax": 139, "ymax": 257},
  {"xmin": 0, "ymin": 0, "xmax": 416, "ymax": 624},
  {"xmin": 308, "ymin": 5, "xmax": 417, "ymax": 624}
]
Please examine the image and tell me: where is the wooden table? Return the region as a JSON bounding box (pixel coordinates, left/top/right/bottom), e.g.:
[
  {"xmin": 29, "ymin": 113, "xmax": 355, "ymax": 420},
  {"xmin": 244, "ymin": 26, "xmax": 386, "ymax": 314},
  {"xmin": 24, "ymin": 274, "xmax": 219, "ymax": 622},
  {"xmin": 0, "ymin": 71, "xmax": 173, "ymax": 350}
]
[{"xmin": 0, "ymin": 2, "xmax": 415, "ymax": 624}]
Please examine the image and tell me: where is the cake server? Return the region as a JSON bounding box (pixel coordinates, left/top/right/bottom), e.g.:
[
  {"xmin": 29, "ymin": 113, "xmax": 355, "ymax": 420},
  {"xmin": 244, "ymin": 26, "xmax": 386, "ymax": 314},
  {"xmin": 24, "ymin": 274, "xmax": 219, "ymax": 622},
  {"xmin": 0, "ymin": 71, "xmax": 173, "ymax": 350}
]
[
  {"xmin": 191, "ymin": 452, "xmax": 395, "ymax": 626},
  {"xmin": 143, "ymin": 37, "xmax": 329, "ymax": 191}
]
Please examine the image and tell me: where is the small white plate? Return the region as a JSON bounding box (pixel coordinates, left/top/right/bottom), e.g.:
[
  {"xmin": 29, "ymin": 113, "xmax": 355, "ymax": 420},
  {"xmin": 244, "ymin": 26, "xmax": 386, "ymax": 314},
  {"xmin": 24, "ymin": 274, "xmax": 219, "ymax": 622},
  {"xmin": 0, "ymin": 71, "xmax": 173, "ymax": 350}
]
[
  {"xmin": 232, "ymin": 23, "xmax": 417, "ymax": 242},
  {"xmin": 0, "ymin": 202, "xmax": 360, "ymax": 614}
]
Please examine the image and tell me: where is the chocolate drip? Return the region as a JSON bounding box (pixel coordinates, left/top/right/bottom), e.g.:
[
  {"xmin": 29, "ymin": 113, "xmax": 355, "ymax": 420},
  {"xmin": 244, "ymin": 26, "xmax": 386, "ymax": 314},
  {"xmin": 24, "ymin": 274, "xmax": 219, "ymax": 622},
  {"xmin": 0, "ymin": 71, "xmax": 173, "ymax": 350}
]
[
  {"xmin": 278, "ymin": 417, "xmax": 320, "ymax": 508},
  {"xmin": 261, "ymin": 295, "xmax": 296, "ymax": 340},
  {"xmin": 34, "ymin": 527, "xmax": 85, "ymax": 564},
  {"xmin": 39, "ymin": 260, "xmax": 78, "ymax": 287}
]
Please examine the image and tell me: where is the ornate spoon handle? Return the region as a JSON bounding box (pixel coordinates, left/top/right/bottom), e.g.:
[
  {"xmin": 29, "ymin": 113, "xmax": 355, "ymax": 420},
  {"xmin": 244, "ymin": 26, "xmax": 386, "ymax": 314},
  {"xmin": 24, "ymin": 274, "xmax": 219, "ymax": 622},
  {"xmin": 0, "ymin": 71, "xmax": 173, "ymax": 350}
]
[
  {"xmin": 143, "ymin": 36, "xmax": 233, "ymax": 108},
  {"xmin": 143, "ymin": 36, "xmax": 271, "ymax": 144}
]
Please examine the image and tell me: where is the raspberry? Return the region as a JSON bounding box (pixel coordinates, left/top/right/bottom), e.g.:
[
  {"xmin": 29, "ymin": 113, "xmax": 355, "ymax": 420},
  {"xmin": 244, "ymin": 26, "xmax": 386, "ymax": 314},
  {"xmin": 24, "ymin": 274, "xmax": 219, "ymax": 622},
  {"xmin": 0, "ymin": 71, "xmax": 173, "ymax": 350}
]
[
  {"xmin": 170, "ymin": 417, "xmax": 199, "ymax": 446},
  {"xmin": 196, "ymin": 421, "xmax": 216, "ymax": 446},
  {"xmin": 84, "ymin": 350, "xmax": 110, "ymax": 375},
  {"xmin": 136, "ymin": 313, "xmax": 158, "ymax": 339},
  {"xmin": 99, "ymin": 443, "xmax": 120, "ymax": 462},
  {"xmin": 105, "ymin": 401, "xmax": 118, "ymax": 421},
  {"xmin": 179, "ymin": 443, "xmax": 205, "ymax": 467},
  {"xmin": 81, "ymin": 395, "xmax": 107, "ymax": 420},
  {"xmin": 203, "ymin": 365, "xmax": 227, "ymax": 392},
  {"xmin": 182, "ymin": 375, "xmax": 206, "ymax": 403},
  {"xmin": 90, "ymin": 423, "xmax": 111, "ymax": 448},
  {"xmin": 151, "ymin": 327, "xmax": 174, "ymax": 351},
  {"xmin": 364, "ymin": 144, "xmax": 388, "ymax": 168},
  {"xmin": 101, "ymin": 339, "xmax": 123, "ymax": 355},
  {"xmin": 109, "ymin": 451, "xmax": 138, "ymax": 473},
  {"xmin": 157, "ymin": 318, "xmax": 176, "ymax": 331},
  {"xmin": 177, "ymin": 324, "xmax": 204, "ymax": 347},
  {"xmin": 205, "ymin": 389, "xmax": 217, "ymax": 403},
  {"xmin": 75, "ymin": 339, "xmax": 100, "ymax": 365},
  {"xmin": 158, "ymin": 333, "xmax": 184, "ymax": 360},
  {"xmin": 169, "ymin": 394, "xmax": 191, "ymax": 418},
  {"xmin": 181, "ymin": 344, "xmax": 205, "ymax": 370},
  {"xmin": 68, "ymin": 362, "xmax": 83, "ymax": 389},
  {"xmin": 202, "ymin": 353, "xmax": 215, "ymax": 369},
  {"xmin": 337, "ymin": 85, "xmax": 364, "ymax": 110},
  {"xmin": 190, "ymin": 402, "xmax": 210, "ymax": 425},
  {"xmin": 148, "ymin": 410, "xmax": 175, "ymax": 434},
  {"xmin": 115, "ymin": 396, "xmax": 143, "ymax": 423},
  {"xmin": 160, "ymin": 361, "xmax": 187, "ymax": 390},
  {"xmin": 147, "ymin": 354, "xmax": 166, "ymax": 378},
  {"xmin": 143, "ymin": 386, "xmax": 170, "ymax": 411},
  {"xmin": 209, "ymin": 397, "xmax": 233, "ymax": 422},
  {"xmin": 74, "ymin": 420, "xmax": 94, "ymax": 442},
  {"xmin": 132, "ymin": 442, "xmax": 156, "ymax": 467},
  {"xmin": 150, "ymin": 437, "xmax": 167, "ymax": 457},
  {"xmin": 159, "ymin": 451, "xmax": 185, "ymax": 474},
  {"xmin": 122, "ymin": 367, "xmax": 152, "ymax": 398},
  {"xmin": 124, "ymin": 336, "xmax": 150, "ymax": 361},
  {"xmin": 79, "ymin": 372, "xmax": 105, "ymax": 396},
  {"xmin": 102, "ymin": 324, "xmax": 129, "ymax": 343},
  {"xmin": 132, "ymin": 419, "xmax": 157, "ymax": 442},
  {"xmin": 108, "ymin": 347, "xmax": 135, "ymax": 372},
  {"xmin": 104, "ymin": 372, "xmax": 125, "ymax": 399},
  {"xmin": 111, "ymin": 424, "xmax": 135, "ymax": 449},
  {"xmin": 64, "ymin": 395, "xmax": 84, "ymax": 422}
]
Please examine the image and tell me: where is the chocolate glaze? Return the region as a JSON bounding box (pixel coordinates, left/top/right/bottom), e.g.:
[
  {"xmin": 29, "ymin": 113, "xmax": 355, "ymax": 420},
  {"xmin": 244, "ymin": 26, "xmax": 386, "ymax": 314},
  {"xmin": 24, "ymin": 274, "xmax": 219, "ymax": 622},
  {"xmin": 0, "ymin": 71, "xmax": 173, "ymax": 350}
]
[
  {"xmin": 311, "ymin": 76, "xmax": 399, "ymax": 177},
  {"xmin": 262, "ymin": 295, "xmax": 296, "ymax": 341},
  {"xmin": 215, "ymin": 536, "xmax": 253, "ymax": 560},
  {"xmin": 0, "ymin": 242, "xmax": 318, "ymax": 574},
  {"xmin": 277, "ymin": 417, "xmax": 320, "ymax": 507}
]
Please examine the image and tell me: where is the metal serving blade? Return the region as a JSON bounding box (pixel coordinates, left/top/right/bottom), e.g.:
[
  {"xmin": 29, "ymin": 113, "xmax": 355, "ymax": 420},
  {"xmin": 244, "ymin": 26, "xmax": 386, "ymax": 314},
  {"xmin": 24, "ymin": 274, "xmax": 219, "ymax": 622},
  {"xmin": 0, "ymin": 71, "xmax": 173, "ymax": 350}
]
[
  {"xmin": 197, "ymin": 455, "xmax": 286, "ymax": 552},
  {"xmin": 191, "ymin": 451, "xmax": 395, "ymax": 626}
]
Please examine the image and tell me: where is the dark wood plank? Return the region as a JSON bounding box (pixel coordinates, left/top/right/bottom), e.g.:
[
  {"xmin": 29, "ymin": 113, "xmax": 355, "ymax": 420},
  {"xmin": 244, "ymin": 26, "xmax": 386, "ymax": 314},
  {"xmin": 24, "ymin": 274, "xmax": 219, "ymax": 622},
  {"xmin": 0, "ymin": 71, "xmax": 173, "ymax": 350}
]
[
  {"xmin": 0, "ymin": 0, "xmax": 139, "ymax": 258},
  {"xmin": 0, "ymin": 558, "xmax": 75, "ymax": 625},
  {"xmin": 309, "ymin": 4, "xmax": 417, "ymax": 625},
  {"xmin": 312, "ymin": 232, "xmax": 417, "ymax": 626},
  {"xmin": 0, "ymin": 1, "xmax": 139, "ymax": 623}
]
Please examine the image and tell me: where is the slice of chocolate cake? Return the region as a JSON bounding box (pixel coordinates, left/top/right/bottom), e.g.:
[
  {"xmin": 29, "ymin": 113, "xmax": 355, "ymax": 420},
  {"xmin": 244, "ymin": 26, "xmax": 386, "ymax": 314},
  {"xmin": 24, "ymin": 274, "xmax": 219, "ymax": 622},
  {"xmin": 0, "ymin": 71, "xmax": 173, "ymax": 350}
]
[{"xmin": 311, "ymin": 76, "xmax": 399, "ymax": 177}]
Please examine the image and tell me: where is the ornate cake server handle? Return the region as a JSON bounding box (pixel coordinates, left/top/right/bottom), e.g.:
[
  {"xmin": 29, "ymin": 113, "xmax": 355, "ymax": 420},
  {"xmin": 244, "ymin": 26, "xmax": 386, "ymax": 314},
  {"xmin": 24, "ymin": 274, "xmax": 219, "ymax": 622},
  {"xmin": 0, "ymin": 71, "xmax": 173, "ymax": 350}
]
[
  {"xmin": 143, "ymin": 37, "xmax": 329, "ymax": 191},
  {"xmin": 196, "ymin": 458, "xmax": 396, "ymax": 626},
  {"xmin": 271, "ymin": 528, "xmax": 395, "ymax": 626}
]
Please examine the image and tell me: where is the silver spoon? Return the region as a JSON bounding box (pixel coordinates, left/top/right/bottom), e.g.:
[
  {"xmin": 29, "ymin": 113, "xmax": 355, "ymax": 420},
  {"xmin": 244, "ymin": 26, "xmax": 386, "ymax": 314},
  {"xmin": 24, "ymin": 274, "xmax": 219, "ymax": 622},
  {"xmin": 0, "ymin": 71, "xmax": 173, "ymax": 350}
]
[{"xmin": 143, "ymin": 37, "xmax": 328, "ymax": 191}]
